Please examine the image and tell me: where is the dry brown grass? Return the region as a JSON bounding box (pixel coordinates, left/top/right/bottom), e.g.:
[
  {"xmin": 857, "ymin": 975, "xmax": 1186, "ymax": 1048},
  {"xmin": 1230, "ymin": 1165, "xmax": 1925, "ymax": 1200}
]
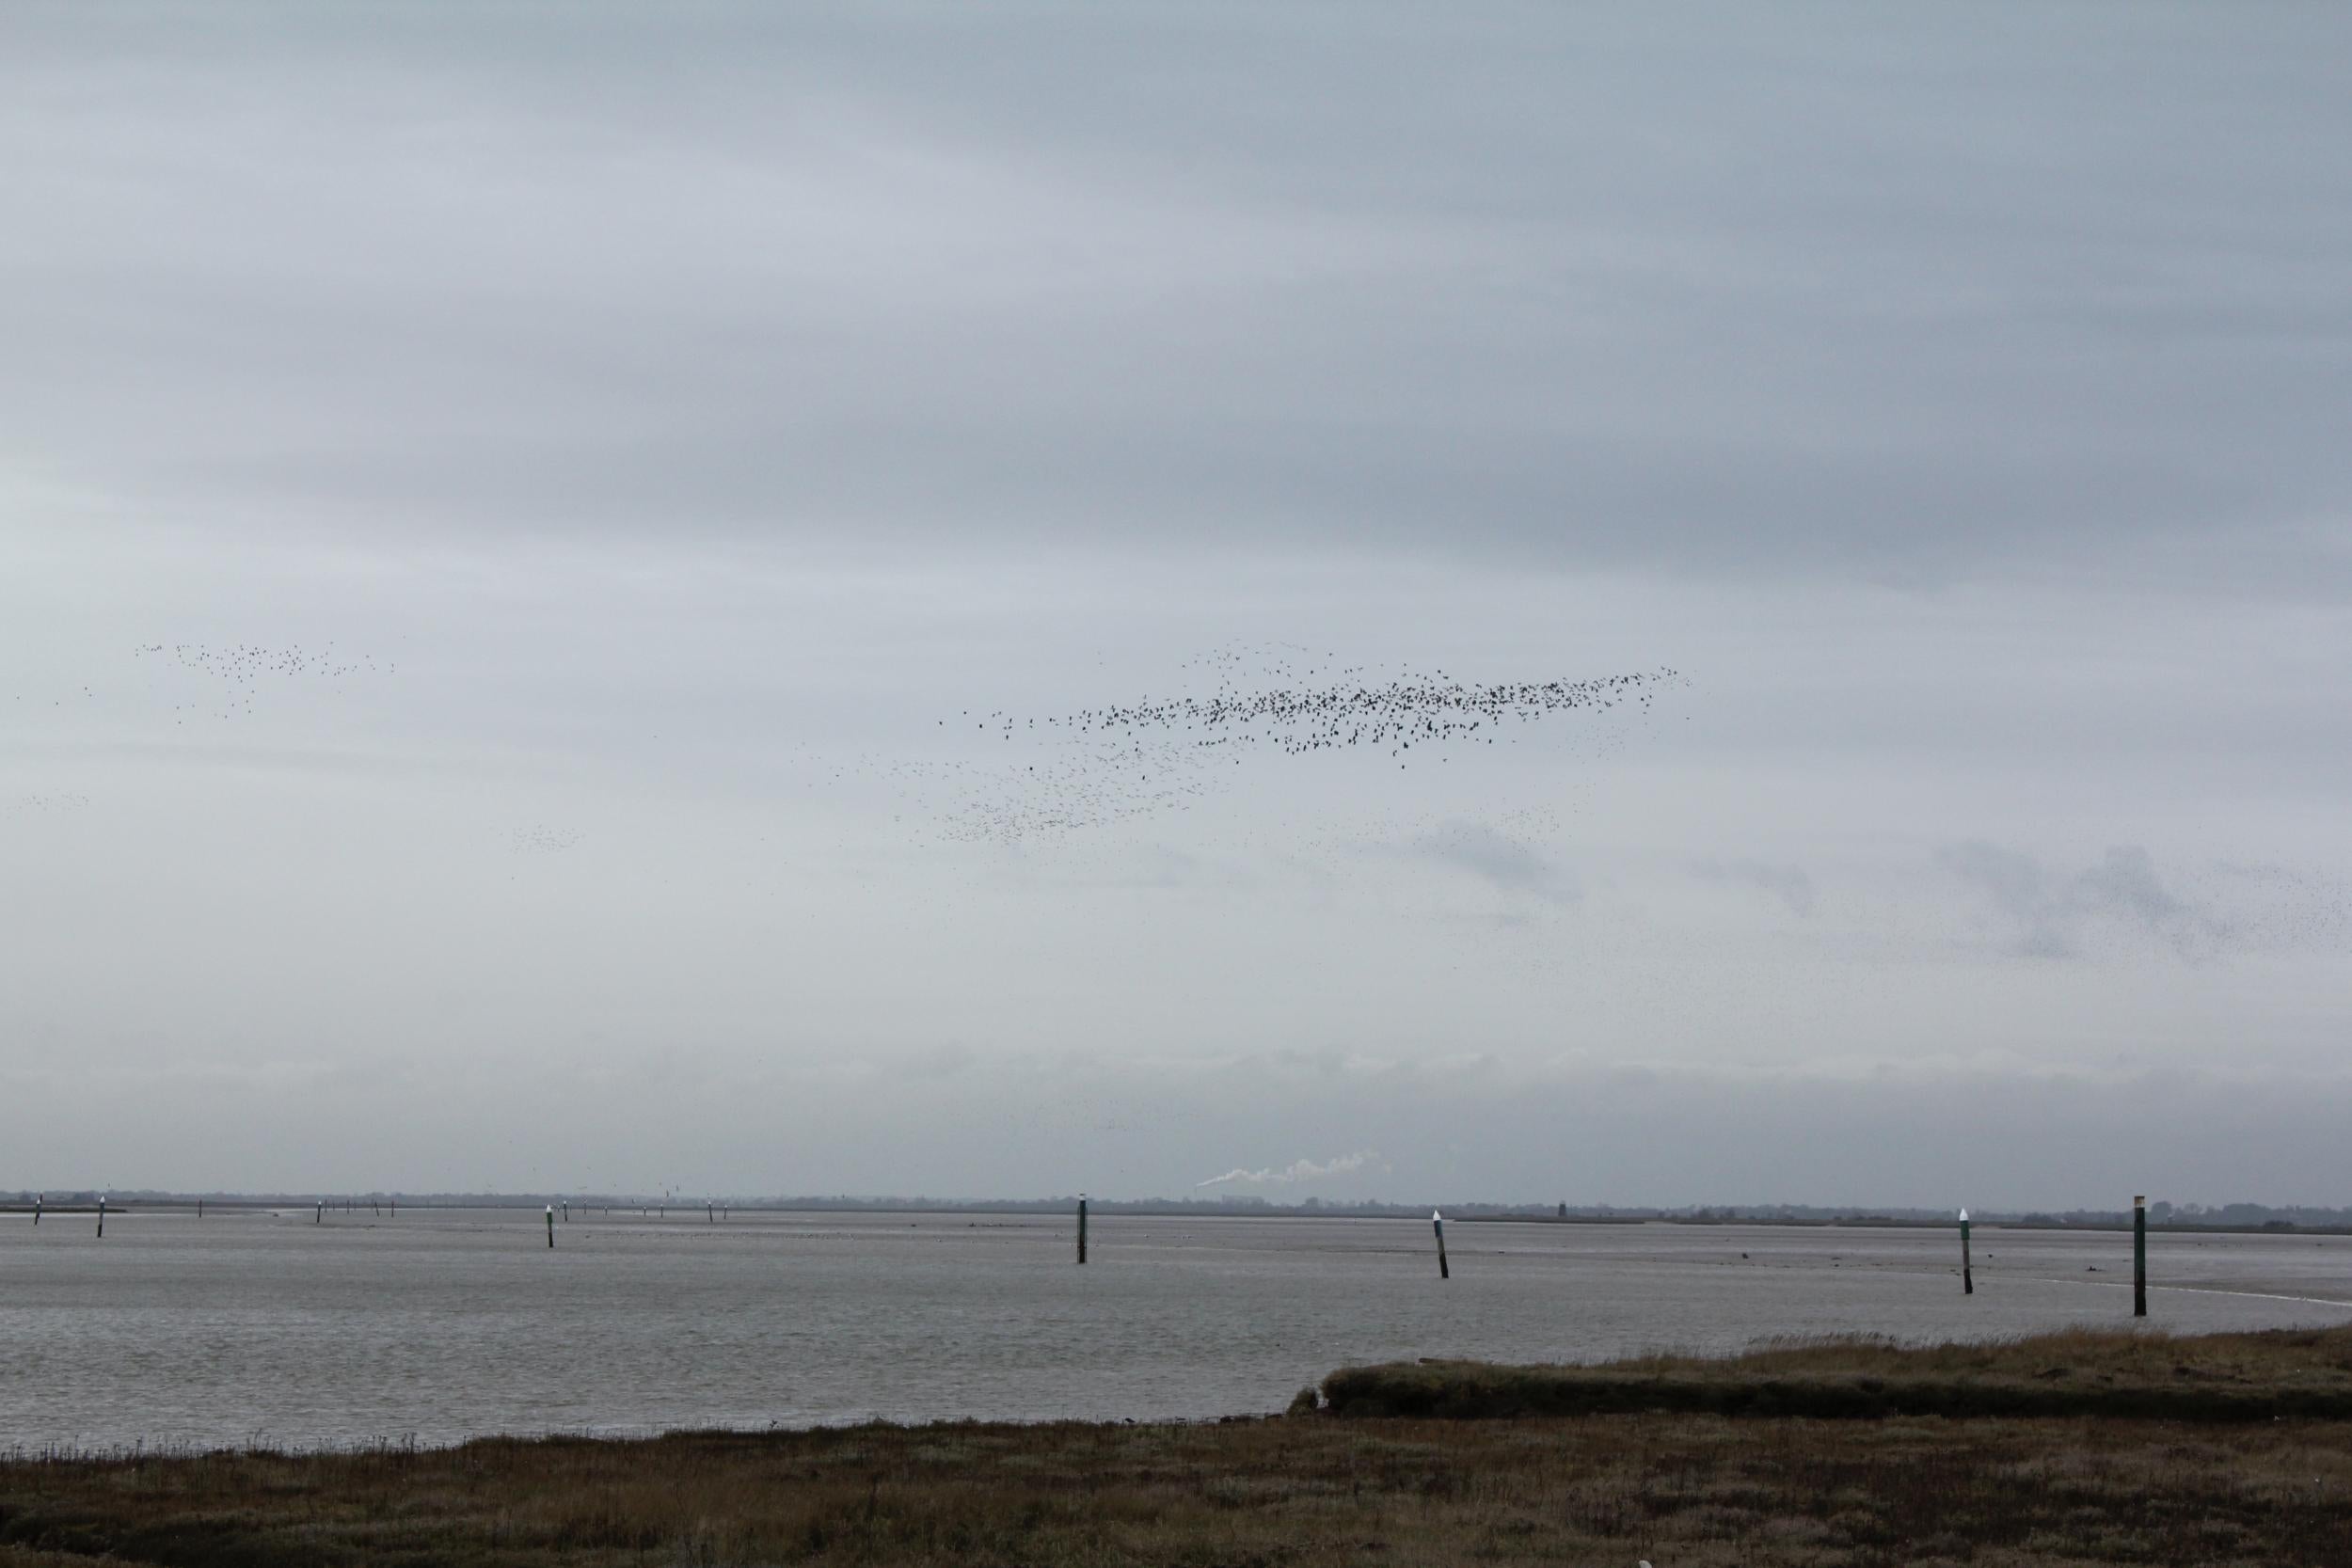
[
  {"xmin": 5, "ymin": 1327, "xmax": 2351, "ymax": 1565},
  {"xmin": 6, "ymin": 1415, "xmax": 2351, "ymax": 1566}
]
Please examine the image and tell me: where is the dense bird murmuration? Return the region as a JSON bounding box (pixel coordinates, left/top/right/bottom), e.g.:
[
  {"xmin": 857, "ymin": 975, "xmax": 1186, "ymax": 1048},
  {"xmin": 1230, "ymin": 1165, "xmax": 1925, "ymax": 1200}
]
[{"xmin": 908, "ymin": 646, "xmax": 1687, "ymax": 847}]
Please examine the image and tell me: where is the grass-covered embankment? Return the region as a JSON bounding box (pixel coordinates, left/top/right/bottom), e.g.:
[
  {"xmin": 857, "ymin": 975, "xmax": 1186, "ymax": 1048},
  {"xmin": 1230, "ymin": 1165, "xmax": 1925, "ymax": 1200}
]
[
  {"xmin": 3, "ymin": 1327, "xmax": 2349, "ymax": 1566},
  {"xmin": 1319, "ymin": 1323, "xmax": 2352, "ymax": 1421}
]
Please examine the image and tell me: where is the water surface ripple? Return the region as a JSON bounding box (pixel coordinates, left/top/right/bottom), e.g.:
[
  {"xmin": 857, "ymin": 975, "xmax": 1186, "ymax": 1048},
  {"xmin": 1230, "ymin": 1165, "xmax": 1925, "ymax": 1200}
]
[{"xmin": 5, "ymin": 1210, "xmax": 2348, "ymax": 1449}]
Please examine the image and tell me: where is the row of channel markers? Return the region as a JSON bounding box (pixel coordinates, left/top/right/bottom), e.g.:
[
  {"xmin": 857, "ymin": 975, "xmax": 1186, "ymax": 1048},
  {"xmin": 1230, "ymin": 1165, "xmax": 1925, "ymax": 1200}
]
[{"xmin": 12, "ymin": 1193, "xmax": 2169, "ymax": 1313}]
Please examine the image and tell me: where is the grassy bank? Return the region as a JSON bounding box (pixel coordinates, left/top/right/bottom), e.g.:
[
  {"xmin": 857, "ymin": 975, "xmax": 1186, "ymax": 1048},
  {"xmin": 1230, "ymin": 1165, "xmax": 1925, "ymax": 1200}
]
[
  {"xmin": 1321, "ymin": 1323, "xmax": 2352, "ymax": 1422},
  {"xmin": 4, "ymin": 1328, "xmax": 2350, "ymax": 1566}
]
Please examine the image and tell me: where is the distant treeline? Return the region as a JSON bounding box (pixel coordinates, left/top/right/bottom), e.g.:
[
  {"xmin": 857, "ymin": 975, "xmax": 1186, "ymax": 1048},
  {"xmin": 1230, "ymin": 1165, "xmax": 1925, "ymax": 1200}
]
[{"xmin": 11, "ymin": 1191, "xmax": 2352, "ymax": 1232}]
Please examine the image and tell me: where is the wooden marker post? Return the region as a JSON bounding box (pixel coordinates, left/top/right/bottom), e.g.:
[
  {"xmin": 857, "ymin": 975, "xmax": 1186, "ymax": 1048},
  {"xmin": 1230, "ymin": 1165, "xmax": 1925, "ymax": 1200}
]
[
  {"xmin": 1959, "ymin": 1208, "xmax": 1973, "ymax": 1294},
  {"xmin": 546, "ymin": 1205, "xmax": 555, "ymax": 1249},
  {"xmin": 1076, "ymin": 1194, "xmax": 1088, "ymax": 1265},
  {"xmin": 32, "ymin": 1193, "xmax": 40, "ymax": 1227},
  {"xmin": 315, "ymin": 1200, "xmax": 323, "ymax": 1225},
  {"xmin": 1433, "ymin": 1210, "xmax": 1449, "ymax": 1279},
  {"xmin": 97, "ymin": 1196, "xmax": 105, "ymax": 1239},
  {"xmin": 2133, "ymin": 1195, "xmax": 2147, "ymax": 1318},
  {"xmin": 198, "ymin": 1197, "xmax": 204, "ymax": 1219},
  {"xmin": 707, "ymin": 1203, "xmax": 714, "ymax": 1224}
]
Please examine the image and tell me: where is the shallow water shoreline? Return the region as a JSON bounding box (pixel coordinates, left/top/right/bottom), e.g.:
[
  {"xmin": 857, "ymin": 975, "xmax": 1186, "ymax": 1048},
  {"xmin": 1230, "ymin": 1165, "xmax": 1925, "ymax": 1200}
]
[{"xmin": 5, "ymin": 1329, "xmax": 2351, "ymax": 1567}]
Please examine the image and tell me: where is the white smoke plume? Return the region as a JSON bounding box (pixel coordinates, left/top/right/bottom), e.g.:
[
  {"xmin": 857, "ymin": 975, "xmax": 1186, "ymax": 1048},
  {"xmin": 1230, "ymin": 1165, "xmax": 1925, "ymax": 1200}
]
[{"xmin": 1195, "ymin": 1151, "xmax": 1376, "ymax": 1189}]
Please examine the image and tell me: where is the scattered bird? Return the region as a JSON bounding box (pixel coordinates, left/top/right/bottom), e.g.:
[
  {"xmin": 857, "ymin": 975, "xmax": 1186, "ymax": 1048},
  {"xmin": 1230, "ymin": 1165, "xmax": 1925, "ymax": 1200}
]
[
  {"xmin": 507, "ymin": 825, "xmax": 586, "ymax": 854},
  {"xmin": 134, "ymin": 641, "xmax": 391, "ymax": 721},
  {"xmin": 10, "ymin": 793, "xmax": 92, "ymax": 812}
]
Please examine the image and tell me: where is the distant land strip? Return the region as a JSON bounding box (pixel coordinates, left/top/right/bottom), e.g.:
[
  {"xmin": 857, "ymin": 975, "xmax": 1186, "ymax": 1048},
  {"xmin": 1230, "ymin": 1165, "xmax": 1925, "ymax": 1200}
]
[{"xmin": 8, "ymin": 1192, "xmax": 2352, "ymax": 1235}]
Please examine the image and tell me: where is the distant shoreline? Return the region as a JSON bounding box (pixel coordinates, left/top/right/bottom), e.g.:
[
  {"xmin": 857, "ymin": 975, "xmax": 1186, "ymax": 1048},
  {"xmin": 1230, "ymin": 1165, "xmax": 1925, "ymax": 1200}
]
[{"xmin": 7, "ymin": 1199, "xmax": 2348, "ymax": 1239}]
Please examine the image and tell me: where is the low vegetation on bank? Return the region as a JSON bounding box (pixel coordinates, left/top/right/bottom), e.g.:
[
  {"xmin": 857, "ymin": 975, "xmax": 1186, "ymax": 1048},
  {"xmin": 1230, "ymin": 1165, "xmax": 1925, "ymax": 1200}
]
[
  {"xmin": 3, "ymin": 1327, "xmax": 2348, "ymax": 1567},
  {"xmin": 1318, "ymin": 1323, "xmax": 2352, "ymax": 1422}
]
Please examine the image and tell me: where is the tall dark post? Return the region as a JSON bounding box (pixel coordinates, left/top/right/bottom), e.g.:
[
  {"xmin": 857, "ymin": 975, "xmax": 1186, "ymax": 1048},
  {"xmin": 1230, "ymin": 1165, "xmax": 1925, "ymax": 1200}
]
[
  {"xmin": 1959, "ymin": 1208, "xmax": 1973, "ymax": 1294},
  {"xmin": 2133, "ymin": 1195, "xmax": 2147, "ymax": 1318},
  {"xmin": 32, "ymin": 1193, "xmax": 40, "ymax": 1227},
  {"xmin": 1076, "ymin": 1194, "xmax": 1089, "ymax": 1264},
  {"xmin": 546, "ymin": 1205, "xmax": 556, "ymax": 1249},
  {"xmin": 1433, "ymin": 1210, "xmax": 1450, "ymax": 1279},
  {"xmin": 96, "ymin": 1196, "xmax": 105, "ymax": 1239},
  {"xmin": 315, "ymin": 1199, "xmax": 323, "ymax": 1225},
  {"xmin": 198, "ymin": 1197, "xmax": 204, "ymax": 1219}
]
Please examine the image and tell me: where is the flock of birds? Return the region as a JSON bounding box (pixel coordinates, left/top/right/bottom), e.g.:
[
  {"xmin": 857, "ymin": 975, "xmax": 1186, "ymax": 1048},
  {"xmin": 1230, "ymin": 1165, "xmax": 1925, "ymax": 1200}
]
[
  {"xmin": 16, "ymin": 633, "xmax": 2349, "ymax": 969},
  {"xmin": 870, "ymin": 646, "xmax": 1686, "ymax": 848},
  {"xmin": 134, "ymin": 641, "xmax": 392, "ymax": 722},
  {"xmin": 507, "ymin": 824, "xmax": 586, "ymax": 855},
  {"xmin": 11, "ymin": 793, "xmax": 92, "ymax": 813},
  {"xmin": 953, "ymin": 651, "xmax": 1677, "ymax": 763}
]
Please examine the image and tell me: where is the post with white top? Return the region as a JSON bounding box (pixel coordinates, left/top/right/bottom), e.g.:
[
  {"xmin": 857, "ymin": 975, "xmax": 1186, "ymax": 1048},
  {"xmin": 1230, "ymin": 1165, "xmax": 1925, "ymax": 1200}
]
[
  {"xmin": 1959, "ymin": 1209, "xmax": 1973, "ymax": 1294},
  {"xmin": 2133, "ymin": 1195, "xmax": 2147, "ymax": 1318},
  {"xmin": 1076, "ymin": 1193, "xmax": 1088, "ymax": 1264},
  {"xmin": 315, "ymin": 1199, "xmax": 323, "ymax": 1225},
  {"xmin": 1433, "ymin": 1210, "xmax": 1449, "ymax": 1279},
  {"xmin": 96, "ymin": 1195, "xmax": 106, "ymax": 1239},
  {"xmin": 547, "ymin": 1205, "xmax": 555, "ymax": 1248}
]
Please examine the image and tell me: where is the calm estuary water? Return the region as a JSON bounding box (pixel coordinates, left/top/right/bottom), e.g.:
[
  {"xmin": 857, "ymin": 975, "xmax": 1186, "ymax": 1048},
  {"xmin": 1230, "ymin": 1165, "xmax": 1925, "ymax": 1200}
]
[{"xmin": 5, "ymin": 1208, "xmax": 2349, "ymax": 1450}]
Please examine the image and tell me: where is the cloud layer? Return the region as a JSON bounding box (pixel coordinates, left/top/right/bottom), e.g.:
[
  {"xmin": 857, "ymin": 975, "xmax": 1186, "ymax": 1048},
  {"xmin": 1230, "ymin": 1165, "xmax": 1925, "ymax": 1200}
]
[{"xmin": 2, "ymin": 4, "xmax": 2348, "ymax": 1204}]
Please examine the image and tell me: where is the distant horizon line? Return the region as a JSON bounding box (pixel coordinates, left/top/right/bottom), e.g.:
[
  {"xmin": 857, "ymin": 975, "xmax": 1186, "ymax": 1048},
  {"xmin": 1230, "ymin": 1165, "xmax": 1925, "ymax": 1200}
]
[{"xmin": 7, "ymin": 1190, "xmax": 2347, "ymax": 1225}]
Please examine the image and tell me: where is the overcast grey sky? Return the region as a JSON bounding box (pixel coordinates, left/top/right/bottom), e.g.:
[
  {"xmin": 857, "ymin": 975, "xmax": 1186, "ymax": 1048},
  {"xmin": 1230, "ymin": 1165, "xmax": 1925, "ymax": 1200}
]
[{"xmin": 4, "ymin": 2, "xmax": 2348, "ymax": 1207}]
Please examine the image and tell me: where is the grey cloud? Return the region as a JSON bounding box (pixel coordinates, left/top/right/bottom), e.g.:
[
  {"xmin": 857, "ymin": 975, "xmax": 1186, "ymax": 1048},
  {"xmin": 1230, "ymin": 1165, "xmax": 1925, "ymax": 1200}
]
[
  {"xmin": 3, "ymin": 4, "xmax": 2349, "ymax": 593},
  {"xmin": 2075, "ymin": 846, "xmax": 2186, "ymax": 928},
  {"xmin": 1410, "ymin": 822, "xmax": 1579, "ymax": 906},
  {"xmin": 5, "ymin": 5, "xmax": 2351, "ymax": 1208},
  {"xmin": 1940, "ymin": 843, "xmax": 2052, "ymax": 928},
  {"xmin": 1940, "ymin": 842, "xmax": 2211, "ymax": 960},
  {"xmin": 891, "ymin": 1044, "xmax": 977, "ymax": 1082},
  {"xmin": 1694, "ymin": 858, "xmax": 1816, "ymax": 917}
]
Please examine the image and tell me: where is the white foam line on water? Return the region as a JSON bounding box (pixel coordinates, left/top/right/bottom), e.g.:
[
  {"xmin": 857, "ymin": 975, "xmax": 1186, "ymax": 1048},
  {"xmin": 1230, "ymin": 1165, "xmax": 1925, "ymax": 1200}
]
[{"xmin": 1994, "ymin": 1274, "xmax": 2352, "ymax": 1311}]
